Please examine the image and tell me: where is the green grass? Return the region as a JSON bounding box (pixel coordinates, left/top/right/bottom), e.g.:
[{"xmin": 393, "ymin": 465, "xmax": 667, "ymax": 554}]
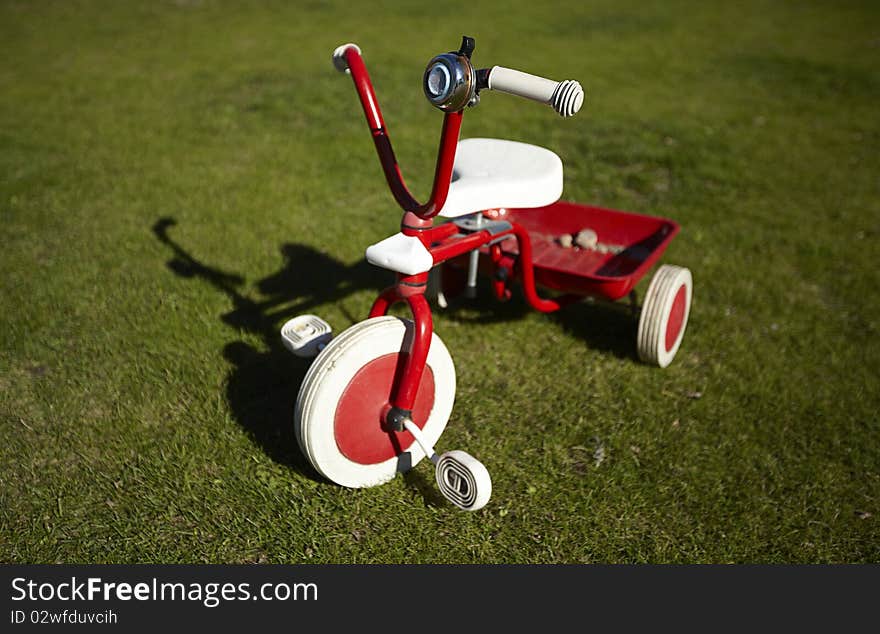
[{"xmin": 1, "ymin": 0, "xmax": 878, "ymax": 563}]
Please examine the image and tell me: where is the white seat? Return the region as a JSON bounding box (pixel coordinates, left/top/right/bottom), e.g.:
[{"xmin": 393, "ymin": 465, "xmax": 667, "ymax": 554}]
[{"xmin": 438, "ymin": 138, "xmax": 563, "ymax": 218}]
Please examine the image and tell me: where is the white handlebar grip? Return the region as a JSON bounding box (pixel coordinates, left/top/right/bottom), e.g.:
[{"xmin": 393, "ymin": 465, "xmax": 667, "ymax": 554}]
[
  {"xmin": 550, "ymin": 79, "xmax": 585, "ymax": 117},
  {"xmin": 332, "ymin": 43, "xmax": 361, "ymax": 74},
  {"xmin": 488, "ymin": 66, "xmax": 584, "ymax": 117}
]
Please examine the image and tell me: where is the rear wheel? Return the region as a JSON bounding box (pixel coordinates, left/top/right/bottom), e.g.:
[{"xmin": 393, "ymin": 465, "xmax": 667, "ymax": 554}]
[
  {"xmin": 637, "ymin": 265, "xmax": 693, "ymax": 368},
  {"xmin": 295, "ymin": 316, "xmax": 456, "ymax": 488}
]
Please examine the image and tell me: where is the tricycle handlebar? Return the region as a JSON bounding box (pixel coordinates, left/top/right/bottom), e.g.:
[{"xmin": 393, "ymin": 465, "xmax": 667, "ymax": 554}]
[{"xmin": 330, "ymin": 39, "xmax": 584, "ymax": 221}]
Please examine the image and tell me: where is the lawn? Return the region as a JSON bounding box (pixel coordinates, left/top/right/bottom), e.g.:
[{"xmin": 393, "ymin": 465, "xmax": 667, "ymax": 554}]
[{"xmin": 1, "ymin": 0, "xmax": 878, "ymax": 563}]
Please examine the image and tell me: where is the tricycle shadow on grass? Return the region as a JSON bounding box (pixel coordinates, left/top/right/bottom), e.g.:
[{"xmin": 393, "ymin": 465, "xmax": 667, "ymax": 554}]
[
  {"xmin": 152, "ymin": 217, "xmax": 379, "ymax": 481},
  {"xmin": 152, "ymin": 217, "xmax": 638, "ymax": 483}
]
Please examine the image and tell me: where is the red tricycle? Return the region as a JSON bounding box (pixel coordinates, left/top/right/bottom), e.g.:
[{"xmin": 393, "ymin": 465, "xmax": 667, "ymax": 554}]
[{"xmin": 282, "ymin": 37, "xmax": 693, "ymax": 510}]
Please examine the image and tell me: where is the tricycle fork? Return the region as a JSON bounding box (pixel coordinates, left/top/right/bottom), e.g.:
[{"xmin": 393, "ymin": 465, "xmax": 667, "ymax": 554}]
[{"xmin": 368, "ymin": 272, "xmax": 433, "ymax": 432}]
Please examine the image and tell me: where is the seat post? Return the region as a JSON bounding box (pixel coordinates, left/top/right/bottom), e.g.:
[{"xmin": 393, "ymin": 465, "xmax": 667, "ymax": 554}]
[{"xmin": 465, "ymin": 213, "xmax": 484, "ymax": 297}]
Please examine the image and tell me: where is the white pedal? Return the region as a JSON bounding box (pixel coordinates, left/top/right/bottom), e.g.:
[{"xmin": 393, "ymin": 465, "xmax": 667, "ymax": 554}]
[
  {"xmin": 435, "ymin": 450, "xmax": 492, "ymax": 511},
  {"xmin": 280, "ymin": 315, "xmax": 333, "ymax": 358}
]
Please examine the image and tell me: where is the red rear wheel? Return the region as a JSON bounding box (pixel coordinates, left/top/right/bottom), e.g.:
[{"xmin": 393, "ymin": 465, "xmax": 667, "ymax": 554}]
[{"xmin": 637, "ymin": 265, "xmax": 692, "ymax": 368}]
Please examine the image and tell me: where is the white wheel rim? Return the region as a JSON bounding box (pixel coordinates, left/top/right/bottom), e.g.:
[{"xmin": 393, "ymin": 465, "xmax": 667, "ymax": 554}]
[
  {"xmin": 295, "ymin": 316, "xmax": 455, "ymax": 488},
  {"xmin": 637, "ymin": 265, "xmax": 692, "ymax": 368}
]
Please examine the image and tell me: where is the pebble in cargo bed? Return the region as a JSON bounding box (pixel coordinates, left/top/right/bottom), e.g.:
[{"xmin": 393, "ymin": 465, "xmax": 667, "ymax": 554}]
[{"xmin": 557, "ymin": 228, "xmax": 625, "ymax": 254}]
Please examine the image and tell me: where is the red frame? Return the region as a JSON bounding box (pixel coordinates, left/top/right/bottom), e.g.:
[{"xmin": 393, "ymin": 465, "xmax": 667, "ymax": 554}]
[{"xmin": 341, "ymin": 46, "xmax": 677, "ymax": 424}]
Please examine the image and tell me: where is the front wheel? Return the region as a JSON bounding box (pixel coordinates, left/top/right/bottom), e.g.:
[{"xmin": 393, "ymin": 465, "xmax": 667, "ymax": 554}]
[
  {"xmin": 295, "ymin": 316, "xmax": 456, "ymax": 488},
  {"xmin": 636, "ymin": 265, "xmax": 693, "ymax": 368}
]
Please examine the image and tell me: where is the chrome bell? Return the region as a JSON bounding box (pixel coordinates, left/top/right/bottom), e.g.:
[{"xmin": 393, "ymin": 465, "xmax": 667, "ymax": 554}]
[{"xmin": 423, "ymin": 37, "xmax": 477, "ymax": 112}]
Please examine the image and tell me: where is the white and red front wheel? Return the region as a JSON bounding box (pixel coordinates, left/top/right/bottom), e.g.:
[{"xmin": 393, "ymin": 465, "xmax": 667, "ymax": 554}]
[
  {"xmin": 637, "ymin": 265, "xmax": 693, "ymax": 368},
  {"xmin": 295, "ymin": 316, "xmax": 456, "ymax": 488}
]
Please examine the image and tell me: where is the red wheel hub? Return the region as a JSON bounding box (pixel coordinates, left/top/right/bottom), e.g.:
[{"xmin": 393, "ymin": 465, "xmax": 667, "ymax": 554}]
[
  {"xmin": 664, "ymin": 285, "xmax": 688, "ymax": 352},
  {"xmin": 334, "ymin": 353, "xmax": 436, "ymax": 465}
]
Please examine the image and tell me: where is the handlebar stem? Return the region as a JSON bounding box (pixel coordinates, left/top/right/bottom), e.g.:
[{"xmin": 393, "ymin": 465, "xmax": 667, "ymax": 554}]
[{"xmin": 344, "ymin": 46, "xmax": 462, "ymax": 221}]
